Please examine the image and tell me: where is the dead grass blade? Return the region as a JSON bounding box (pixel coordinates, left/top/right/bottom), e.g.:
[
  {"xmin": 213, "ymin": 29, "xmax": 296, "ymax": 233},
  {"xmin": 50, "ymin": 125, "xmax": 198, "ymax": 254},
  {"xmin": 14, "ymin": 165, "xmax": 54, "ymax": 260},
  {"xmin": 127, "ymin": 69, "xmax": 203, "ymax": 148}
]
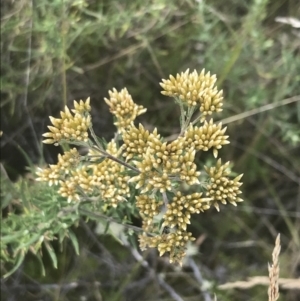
[{"xmin": 268, "ymin": 233, "xmax": 281, "ymax": 301}]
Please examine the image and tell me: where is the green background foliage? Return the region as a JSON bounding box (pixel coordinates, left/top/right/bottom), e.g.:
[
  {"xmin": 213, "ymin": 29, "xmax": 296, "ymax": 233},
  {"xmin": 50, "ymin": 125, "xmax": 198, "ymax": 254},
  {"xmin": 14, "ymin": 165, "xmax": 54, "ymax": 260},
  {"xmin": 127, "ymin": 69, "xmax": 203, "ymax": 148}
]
[{"xmin": 1, "ymin": 0, "xmax": 299, "ymax": 300}]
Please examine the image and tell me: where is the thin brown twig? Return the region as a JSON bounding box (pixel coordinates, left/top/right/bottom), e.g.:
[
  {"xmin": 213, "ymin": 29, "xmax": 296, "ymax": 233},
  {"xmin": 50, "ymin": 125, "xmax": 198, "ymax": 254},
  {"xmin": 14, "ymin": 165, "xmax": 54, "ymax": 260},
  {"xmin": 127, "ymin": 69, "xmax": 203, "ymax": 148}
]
[
  {"xmin": 220, "ymin": 96, "xmax": 300, "ymax": 125},
  {"xmin": 128, "ymin": 246, "xmax": 186, "ymax": 301}
]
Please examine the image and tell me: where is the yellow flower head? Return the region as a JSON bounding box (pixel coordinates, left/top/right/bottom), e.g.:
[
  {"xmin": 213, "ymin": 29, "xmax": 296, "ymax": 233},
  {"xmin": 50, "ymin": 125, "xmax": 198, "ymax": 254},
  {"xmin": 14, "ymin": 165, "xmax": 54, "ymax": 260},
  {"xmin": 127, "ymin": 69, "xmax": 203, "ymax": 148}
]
[
  {"xmin": 42, "ymin": 99, "xmax": 91, "ymax": 145},
  {"xmin": 104, "ymin": 88, "xmax": 147, "ymax": 129},
  {"xmin": 205, "ymin": 159, "xmax": 243, "ymax": 211},
  {"xmin": 160, "ymin": 69, "xmax": 223, "ymax": 121}
]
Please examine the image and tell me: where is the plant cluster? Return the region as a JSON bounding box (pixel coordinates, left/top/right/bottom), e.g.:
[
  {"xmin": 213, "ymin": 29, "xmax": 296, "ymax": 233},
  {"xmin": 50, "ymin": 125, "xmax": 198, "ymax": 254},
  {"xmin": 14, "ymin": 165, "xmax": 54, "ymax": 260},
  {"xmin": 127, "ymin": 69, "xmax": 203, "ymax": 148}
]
[{"xmin": 36, "ymin": 69, "xmax": 243, "ymax": 265}]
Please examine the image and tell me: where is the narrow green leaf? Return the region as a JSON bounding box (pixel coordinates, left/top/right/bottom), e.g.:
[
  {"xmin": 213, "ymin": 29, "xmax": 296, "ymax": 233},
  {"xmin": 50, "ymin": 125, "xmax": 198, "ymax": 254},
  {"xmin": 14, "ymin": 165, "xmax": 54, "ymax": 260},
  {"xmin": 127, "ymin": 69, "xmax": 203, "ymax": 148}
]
[
  {"xmin": 17, "ymin": 145, "xmax": 35, "ymax": 172},
  {"xmin": 104, "ymin": 221, "xmax": 110, "ymax": 234},
  {"xmin": 3, "ymin": 250, "xmax": 25, "ymax": 278},
  {"xmin": 16, "ymin": 233, "xmax": 43, "ymax": 252},
  {"xmin": 44, "ymin": 242, "xmax": 58, "ymax": 269},
  {"xmin": 35, "ymin": 252, "xmax": 46, "ymax": 276},
  {"xmin": 1, "ymin": 230, "xmax": 29, "ymax": 244},
  {"xmin": 68, "ymin": 230, "xmax": 79, "ymax": 255}
]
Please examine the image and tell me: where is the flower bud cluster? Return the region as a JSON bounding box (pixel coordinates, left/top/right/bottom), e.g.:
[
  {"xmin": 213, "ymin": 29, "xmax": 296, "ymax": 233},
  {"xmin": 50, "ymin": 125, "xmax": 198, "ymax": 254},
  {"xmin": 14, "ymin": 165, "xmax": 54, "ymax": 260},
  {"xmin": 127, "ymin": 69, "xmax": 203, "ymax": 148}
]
[
  {"xmin": 58, "ymin": 167, "xmax": 93, "ymax": 203},
  {"xmin": 42, "ymin": 98, "xmax": 91, "ymax": 145},
  {"xmin": 122, "ymin": 124, "xmax": 158, "ymax": 161},
  {"xmin": 72, "ymin": 98, "xmax": 91, "ymax": 114},
  {"xmin": 90, "ymin": 142, "xmax": 130, "ymax": 208},
  {"xmin": 162, "ymin": 192, "xmax": 211, "ymax": 230},
  {"xmin": 104, "ymin": 88, "xmax": 147, "ymax": 129},
  {"xmin": 139, "ymin": 230, "xmax": 195, "ymax": 264},
  {"xmin": 184, "ymin": 119, "xmax": 229, "ymax": 158},
  {"xmin": 137, "ymin": 190, "xmax": 212, "ymax": 264},
  {"xmin": 36, "ymin": 148, "xmax": 80, "ymax": 186},
  {"xmin": 128, "ymin": 136, "xmax": 200, "ymax": 193},
  {"xmin": 205, "ymin": 159, "xmax": 243, "ymax": 211},
  {"xmin": 136, "ymin": 195, "xmax": 163, "ymax": 231},
  {"xmin": 160, "ymin": 69, "xmax": 223, "ymax": 119}
]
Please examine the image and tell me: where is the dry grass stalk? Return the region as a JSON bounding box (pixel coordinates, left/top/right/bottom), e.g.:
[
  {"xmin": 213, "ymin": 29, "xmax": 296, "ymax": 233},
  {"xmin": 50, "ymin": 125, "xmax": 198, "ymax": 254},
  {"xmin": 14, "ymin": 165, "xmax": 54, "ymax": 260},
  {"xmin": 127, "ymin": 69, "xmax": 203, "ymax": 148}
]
[
  {"xmin": 218, "ymin": 276, "xmax": 300, "ymax": 290},
  {"xmin": 268, "ymin": 234, "xmax": 281, "ymax": 301}
]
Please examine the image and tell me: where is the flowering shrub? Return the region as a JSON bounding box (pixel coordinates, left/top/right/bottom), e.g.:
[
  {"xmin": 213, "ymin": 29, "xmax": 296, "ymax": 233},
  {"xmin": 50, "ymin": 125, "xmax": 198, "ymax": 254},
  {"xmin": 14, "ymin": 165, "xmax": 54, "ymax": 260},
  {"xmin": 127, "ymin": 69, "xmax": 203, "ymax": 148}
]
[{"xmin": 36, "ymin": 69, "xmax": 243, "ymax": 265}]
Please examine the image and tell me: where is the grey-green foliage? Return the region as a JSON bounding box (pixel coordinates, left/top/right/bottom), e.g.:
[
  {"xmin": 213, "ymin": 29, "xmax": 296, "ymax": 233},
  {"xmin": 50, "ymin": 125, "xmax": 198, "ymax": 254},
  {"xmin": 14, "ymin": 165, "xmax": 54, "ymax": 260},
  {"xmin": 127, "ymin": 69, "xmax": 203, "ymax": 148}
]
[
  {"xmin": 1, "ymin": 0, "xmax": 194, "ymax": 114},
  {"xmin": 1, "ymin": 176, "xmax": 80, "ymax": 278}
]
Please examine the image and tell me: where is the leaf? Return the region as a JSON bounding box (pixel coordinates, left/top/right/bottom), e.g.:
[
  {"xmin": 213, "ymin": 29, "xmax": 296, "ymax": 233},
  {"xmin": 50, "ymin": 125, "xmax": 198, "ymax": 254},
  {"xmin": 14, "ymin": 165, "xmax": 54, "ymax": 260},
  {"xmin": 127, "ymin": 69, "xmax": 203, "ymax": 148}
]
[
  {"xmin": 20, "ymin": 179, "xmax": 30, "ymax": 210},
  {"xmin": 16, "ymin": 233, "xmax": 44, "ymax": 252},
  {"xmin": 44, "ymin": 242, "xmax": 58, "ymax": 269},
  {"xmin": 104, "ymin": 220, "xmax": 110, "ymax": 234},
  {"xmin": 3, "ymin": 250, "xmax": 25, "ymax": 278},
  {"xmin": 68, "ymin": 230, "xmax": 79, "ymax": 255},
  {"xmin": 17, "ymin": 145, "xmax": 35, "ymax": 172},
  {"xmin": 35, "ymin": 252, "xmax": 46, "ymax": 277},
  {"xmin": 1, "ymin": 230, "xmax": 28, "ymax": 244}
]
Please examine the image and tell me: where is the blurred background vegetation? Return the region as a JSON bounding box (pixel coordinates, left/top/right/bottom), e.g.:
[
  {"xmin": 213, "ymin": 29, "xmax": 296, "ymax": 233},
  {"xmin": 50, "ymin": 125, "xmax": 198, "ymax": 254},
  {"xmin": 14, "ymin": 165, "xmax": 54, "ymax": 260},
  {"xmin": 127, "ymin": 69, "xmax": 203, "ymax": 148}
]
[{"xmin": 1, "ymin": 0, "xmax": 300, "ymax": 300}]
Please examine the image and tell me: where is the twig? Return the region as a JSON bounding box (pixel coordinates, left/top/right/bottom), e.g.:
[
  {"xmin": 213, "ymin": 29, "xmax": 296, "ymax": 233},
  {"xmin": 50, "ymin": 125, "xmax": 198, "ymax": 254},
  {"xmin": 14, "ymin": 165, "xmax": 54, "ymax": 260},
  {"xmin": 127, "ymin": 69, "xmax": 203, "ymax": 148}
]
[
  {"xmin": 220, "ymin": 96, "xmax": 300, "ymax": 125},
  {"xmin": 188, "ymin": 258, "xmax": 212, "ymax": 301},
  {"xmin": 157, "ymin": 274, "xmax": 185, "ymax": 301},
  {"xmin": 89, "ymin": 125, "xmax": 104, "ymax": 150},
  {"xmin": 231, "ymin": 141, "xmax": 300, "ymax": 184},
  {"xmin": 127, "ymin": 244, "xmax": 187, "ymax": 301},
  {"xmin": 232, "ymin": 205, "xmax": 300, "ymax": 218}
]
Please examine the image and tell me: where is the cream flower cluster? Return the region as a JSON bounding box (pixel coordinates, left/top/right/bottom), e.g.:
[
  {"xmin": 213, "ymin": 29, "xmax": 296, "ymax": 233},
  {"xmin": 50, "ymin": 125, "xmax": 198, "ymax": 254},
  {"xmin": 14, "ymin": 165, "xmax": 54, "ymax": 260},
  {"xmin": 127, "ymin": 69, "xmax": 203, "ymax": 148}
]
[
  {"xmin": 205, "ymin": 159, "xmax": 243, "ymax": 211},
  {"xmin": 42, "ymin": 98, "xmax": 91, "ymax": 145},
  {"xmin": 139, "ymin": 230, "xmax": 195, "ymax": 264},
  {"xmin": 36, "ymin": 148, "xmax": 80, "ymax": 186},
  {"xmin": 160, "ymin": 69, "xmax": 223, "ymax": 120},
  {"xmin": 37, "ymin": 69, "xmax": 244, "ymax": 266},
  {"xmin": 127, "ymin": 134, "xmax": 200, "ymax": 193},
  {"xmin": 104, "ymin": 88, "xmax": 147, "ymax": 129},
  {"xmin": 184, "ymin": 119, "xmax": 229, "ymax": 158},
  {"xmin": 89, "ymin": 142, "xmax": 130, "ymax": 208}
]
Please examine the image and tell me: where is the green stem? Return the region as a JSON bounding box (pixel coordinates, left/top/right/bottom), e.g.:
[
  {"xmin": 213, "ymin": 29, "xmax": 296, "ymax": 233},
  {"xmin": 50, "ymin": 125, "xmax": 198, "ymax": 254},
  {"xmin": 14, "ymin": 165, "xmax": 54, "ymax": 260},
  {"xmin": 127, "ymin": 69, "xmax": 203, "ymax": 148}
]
[
  {"xmin": 79, "ymin": 208, "xmax": 146, "ymax": 234},
  {"xmin": 179, "ymin": 106, "xmax": 196, "ymax": 136},
  {"xmin": 184, "ymin": 107, "xmax": 196, "ymax": 128},
  {"xmin": 89, "ymin": 124, "xmax": 104, "ymax": 150},
  {"xmin": 176, "ymin": 97, "xmax": 186, "ymax": 131},
  {"xmin": 191, "ymin": 112, "xmax": 202, "ymax": 126},
  {"xmin": 88, "ymin": 125, "xmax": 140, "ymax": 172},
  {"xmin": 90, "ymin": 146, "xmax": 140, "ymax": 173}
]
